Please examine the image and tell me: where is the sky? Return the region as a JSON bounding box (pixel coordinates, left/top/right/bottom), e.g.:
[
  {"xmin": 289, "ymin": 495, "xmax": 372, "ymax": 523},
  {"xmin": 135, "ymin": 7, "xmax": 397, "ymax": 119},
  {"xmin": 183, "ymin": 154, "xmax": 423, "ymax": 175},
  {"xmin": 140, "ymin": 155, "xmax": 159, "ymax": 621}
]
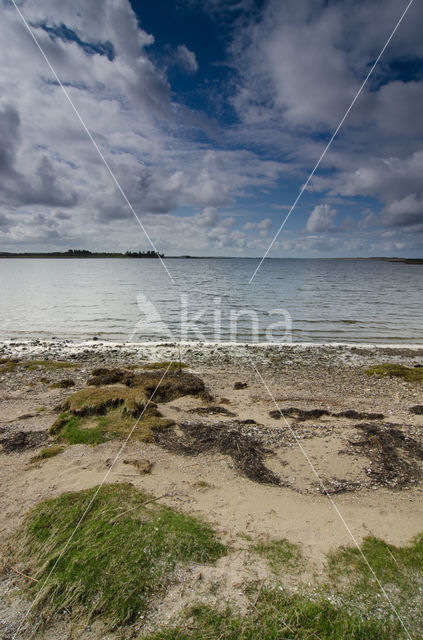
[{"xmin": 0, "ymin": 0, "xmax": 423, "ymax": 257}]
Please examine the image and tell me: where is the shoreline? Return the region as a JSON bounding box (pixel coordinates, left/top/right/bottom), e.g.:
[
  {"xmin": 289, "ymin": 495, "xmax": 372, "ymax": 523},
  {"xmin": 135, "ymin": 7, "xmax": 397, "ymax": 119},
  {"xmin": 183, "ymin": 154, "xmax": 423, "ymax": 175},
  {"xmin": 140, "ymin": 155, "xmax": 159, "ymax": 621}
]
[{"xmin": 1, "ymin": 339, "xmax": 423, "ymax": 369}]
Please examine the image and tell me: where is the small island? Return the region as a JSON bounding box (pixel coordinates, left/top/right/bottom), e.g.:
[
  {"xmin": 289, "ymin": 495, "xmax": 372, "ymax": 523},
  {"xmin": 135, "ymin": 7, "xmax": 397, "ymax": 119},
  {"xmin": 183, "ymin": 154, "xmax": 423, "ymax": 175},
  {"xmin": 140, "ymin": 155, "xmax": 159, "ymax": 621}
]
[{"xmin": 0, "ymin": 249, "xmax": 164, "ymax": 258}]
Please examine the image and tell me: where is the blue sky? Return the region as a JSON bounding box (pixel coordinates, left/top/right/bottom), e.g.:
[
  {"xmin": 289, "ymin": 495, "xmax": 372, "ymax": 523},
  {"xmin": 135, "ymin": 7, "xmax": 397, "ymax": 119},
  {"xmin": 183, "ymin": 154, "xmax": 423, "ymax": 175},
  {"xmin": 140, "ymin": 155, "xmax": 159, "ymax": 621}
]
[{"xmin": 0, "ymin": 0, "xmax": 423, "ymax": 256}]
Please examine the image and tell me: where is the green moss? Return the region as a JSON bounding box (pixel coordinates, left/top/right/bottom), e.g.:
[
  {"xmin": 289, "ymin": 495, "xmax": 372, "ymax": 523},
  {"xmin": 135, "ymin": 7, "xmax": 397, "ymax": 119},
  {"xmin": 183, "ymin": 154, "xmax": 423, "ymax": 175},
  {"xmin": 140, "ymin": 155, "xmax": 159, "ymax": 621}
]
[
  {"xmin": 254, "ymin": 538, "xmax": 303, "ymax": 573},
  {"xmin": 364, "ymin": 363, "xmax": 423, "ymax": 383},
  {"xmin": 11, "ymin": 484, "xmax": 226, "ymax": 627},
  {"xmin": 30, "ymin": 446, "xmax": 64, "ymax": 462}
]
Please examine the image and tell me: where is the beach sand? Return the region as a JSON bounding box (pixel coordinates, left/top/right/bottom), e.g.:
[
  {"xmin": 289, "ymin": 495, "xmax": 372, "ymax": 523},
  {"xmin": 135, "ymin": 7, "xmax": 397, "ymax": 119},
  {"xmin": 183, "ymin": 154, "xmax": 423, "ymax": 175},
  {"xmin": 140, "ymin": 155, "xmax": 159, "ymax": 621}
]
[{"xmin": 0, "ymin": 340, "xmax": 422, "ymax": 638}]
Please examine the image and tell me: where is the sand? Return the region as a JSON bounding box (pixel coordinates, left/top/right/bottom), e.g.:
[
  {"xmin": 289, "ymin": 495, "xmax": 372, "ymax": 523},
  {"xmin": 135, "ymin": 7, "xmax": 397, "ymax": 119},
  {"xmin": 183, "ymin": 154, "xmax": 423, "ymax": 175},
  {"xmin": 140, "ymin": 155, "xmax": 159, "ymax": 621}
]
[{"xmin": 0, "ymin": 341, "xmax": 422, "ymax": 637}]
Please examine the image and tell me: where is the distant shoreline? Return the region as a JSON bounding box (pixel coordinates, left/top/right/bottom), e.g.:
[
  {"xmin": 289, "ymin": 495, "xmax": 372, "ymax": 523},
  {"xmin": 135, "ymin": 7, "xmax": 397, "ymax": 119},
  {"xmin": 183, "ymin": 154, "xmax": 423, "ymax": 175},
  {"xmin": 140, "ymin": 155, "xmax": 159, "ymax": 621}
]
[{"xmin": 0, "ymin": 253, "xmax": 421, "ymax": 263}]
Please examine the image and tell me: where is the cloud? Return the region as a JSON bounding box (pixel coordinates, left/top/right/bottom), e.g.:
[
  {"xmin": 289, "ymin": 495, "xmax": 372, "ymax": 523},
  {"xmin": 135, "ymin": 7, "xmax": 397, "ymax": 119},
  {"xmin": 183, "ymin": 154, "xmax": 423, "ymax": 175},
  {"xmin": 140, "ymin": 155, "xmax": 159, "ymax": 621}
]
[
  {"xmin": 0, "ymin": 104, "xmax": 21, "ymax": 175},
  {"xmin": 383, "ymin": 194, "xmax": 423, "ymax": 228},
  {"xmin": 1, "ymin": 0, "xmax": 423, "ymax": 256},
  {"xmin": 196, "ymin": 207, "xmax": 219, "ymax": 227},
  {"xmin": 306, "ymin": 204, "xmax": 337, "ymax": 233},
  {"xmin": 174, "ymin": 44, "xmax": 199, "ymax": 74},
  {"xmin": 243, "ymin": 217, "xmax": 272, "ymax": 231}
]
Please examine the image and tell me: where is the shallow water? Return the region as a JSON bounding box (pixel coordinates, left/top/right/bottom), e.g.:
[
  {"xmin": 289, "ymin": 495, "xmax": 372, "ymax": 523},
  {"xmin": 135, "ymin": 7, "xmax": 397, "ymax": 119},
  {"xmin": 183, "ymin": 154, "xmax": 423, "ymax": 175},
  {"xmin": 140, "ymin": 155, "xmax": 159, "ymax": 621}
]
[{"xmin": 0, "ymin": 257, "xmax": 422, "ymax": 343}]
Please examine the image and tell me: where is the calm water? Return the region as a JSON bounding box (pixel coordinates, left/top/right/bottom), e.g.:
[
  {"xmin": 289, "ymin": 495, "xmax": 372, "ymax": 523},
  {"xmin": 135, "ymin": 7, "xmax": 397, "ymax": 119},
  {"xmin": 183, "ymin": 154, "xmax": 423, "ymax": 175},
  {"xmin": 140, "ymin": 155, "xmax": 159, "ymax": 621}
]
[{"xmin": 0, "ymin": 258, "xmax": 422, "ymax": 343}]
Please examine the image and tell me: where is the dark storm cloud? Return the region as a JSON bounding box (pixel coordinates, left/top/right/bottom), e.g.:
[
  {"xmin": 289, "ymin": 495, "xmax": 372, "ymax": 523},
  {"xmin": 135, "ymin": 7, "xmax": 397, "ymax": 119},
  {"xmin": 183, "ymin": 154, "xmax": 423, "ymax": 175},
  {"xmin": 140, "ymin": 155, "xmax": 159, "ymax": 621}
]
[{"xmin": 0, "ymin": 105, "xmax": 21, "ymax": 175}]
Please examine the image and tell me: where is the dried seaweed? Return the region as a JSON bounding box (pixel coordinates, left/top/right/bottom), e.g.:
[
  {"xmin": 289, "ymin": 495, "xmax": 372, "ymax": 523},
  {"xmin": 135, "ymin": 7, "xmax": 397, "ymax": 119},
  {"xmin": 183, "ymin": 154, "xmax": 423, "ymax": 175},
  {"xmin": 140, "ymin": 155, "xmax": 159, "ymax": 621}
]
[
  {"xmin": 1, "ymin": 430, "xmax": 49, "ymax": 453},
  {"xmin": 345, "ymin": 422, "xmax": 423, "ymax": 488},
  {"xmin": 155, "ymin": 420, "xmax": 290, "ymax": 487},
  {"xmin": 269, "ymin": 407, "xmax": 384, "ymax": 421}
]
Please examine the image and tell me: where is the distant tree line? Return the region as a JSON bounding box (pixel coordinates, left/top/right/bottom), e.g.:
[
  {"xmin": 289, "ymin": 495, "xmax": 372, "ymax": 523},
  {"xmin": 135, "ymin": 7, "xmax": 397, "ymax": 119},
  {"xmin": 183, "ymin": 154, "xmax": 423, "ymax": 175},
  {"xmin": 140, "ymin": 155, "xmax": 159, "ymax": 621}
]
[{"xmin": 0, "ymin": 249, "xmax": 164, "ymax": 258}]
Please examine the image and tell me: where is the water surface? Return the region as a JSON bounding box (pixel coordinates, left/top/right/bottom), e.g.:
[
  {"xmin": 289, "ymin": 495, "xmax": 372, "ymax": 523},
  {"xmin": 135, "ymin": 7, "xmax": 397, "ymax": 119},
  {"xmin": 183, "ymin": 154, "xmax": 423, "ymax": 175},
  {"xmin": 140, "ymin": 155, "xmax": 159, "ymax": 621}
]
[{"xmin": 0, "ymin": 258, "xmax": 421, "ymax": 343}]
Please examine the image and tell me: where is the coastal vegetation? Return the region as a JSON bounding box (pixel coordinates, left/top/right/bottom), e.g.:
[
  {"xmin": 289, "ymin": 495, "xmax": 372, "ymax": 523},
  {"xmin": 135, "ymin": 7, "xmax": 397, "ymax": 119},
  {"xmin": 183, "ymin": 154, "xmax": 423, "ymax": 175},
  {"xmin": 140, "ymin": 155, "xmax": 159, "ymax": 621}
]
[
  {"xmin": 365, "ymin": 362, "xmax": 423, "ymax": 382},
  {"xmin": 9, "ymin": 484, "xmax": 226, "ymax": 627},
  {"xmin": 253, "ymin": 538, "xmax": 303, "ymax": 573},
  {"xmin": 0, "ymin": 358, "xmax": 77, "ymax": 373},
  {"xmin": 50, "ymin": 367, "xmax": 207, "ymax": 445},
  {"xmin": 29, "ymin": 445, "xmax": 64, "ymax": 463}
]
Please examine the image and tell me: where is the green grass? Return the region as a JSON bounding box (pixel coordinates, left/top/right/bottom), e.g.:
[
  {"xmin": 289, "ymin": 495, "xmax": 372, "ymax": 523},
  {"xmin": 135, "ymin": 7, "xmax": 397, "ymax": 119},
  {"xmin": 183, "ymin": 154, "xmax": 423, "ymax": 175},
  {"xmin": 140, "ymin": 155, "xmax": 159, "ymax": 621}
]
[
  {"xmin": 149, "ymin": 592, "xmax": 394, "ymax": 640},
  {"xmin": 51, "ymin": 410, "xmax": 174, "ymax": 445},
  {"xmin": 326, "ymin": 534, "xmax": 423, "ymax": 637},
  {"xmin": 254, "ymin": 538, "xmax": 303, "ymax": 573},
  {"xmin": 30, "ymin": 445, "xmax": 64, "ymax": 463},
  {"xmin": 51, "ymin": 413, "xmax": 109, "ymax": 445},
  {"xmin": 364, "ymin": 363, "xmax": 423, "ymax": 383},
  {"xmin": 12, "ymin": 484, "xmax": 226, "ymax": 626},
  {"xmin": 328, "ymin": 533, "xmax": 423, "ymax": 588}
]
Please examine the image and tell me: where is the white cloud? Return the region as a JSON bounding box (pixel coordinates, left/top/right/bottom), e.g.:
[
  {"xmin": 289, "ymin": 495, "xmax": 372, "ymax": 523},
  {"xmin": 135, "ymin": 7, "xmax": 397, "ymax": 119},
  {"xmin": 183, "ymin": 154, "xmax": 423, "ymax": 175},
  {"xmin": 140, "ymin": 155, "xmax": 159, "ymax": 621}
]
[
  {"xmin": 306, "ymin": 204, "xmax": 337, "ymax": 233},
  {"xmin": 174, "ymin": 44, "xmax": 199, "ymax": 74}
]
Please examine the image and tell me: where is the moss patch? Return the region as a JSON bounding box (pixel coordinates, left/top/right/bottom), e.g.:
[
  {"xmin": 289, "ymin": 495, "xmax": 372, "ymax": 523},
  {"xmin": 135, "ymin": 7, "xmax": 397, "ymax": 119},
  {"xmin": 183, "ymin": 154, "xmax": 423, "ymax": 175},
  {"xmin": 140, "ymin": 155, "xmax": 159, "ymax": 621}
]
[
  {"xmin": 364, "ymin": 363, "xmax": 423, "ymax": 383},
  {"xmin": 10, "ymin": 484, "xmax": 226, "ymax": 627}
]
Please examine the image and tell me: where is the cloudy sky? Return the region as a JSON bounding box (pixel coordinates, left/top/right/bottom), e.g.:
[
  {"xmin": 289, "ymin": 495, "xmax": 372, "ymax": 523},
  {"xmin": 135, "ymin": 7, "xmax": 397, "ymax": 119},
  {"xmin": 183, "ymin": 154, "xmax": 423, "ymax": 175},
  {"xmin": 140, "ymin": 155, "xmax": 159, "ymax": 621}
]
[{"xmin": 1, "ymin": 0, "xmax": 422, "ymax": 257}]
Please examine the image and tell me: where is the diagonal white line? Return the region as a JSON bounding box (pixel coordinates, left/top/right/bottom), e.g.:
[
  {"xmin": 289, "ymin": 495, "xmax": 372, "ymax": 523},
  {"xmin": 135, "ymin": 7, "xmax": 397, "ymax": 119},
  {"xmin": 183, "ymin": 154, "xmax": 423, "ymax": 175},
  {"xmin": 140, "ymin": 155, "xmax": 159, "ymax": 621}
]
[
  {"xmin": 12, "ymin": 362, "xmax": 174, "ymax": 640},
  {"xmin": 249, "ymin": 0, "xmax": 415, "ymax": 283},
  {"xmin": 10, "ymin": 0, "xmax": 175, "ymax": 285},
  {"xmin": 250, "ymin": 358, "xmax": 413, "ymax": 640}
]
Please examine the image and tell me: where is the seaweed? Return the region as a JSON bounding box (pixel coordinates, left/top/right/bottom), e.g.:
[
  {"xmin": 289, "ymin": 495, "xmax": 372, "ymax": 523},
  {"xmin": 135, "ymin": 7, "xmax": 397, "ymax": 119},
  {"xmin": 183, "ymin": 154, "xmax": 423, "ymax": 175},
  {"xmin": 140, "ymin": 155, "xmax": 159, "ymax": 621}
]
[{"xmin": 155, "ymin": 420, "xmax": 291, "ymax": 487}]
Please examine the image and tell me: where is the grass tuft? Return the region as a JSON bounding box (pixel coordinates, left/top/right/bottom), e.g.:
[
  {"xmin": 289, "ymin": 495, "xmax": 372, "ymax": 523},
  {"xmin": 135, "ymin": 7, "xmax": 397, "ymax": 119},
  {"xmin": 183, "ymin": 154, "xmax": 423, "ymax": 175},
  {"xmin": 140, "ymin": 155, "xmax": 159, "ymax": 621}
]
[
  {"xmin": 10, "ymin": 484, "xmax": 226, "ymax": 627},
  {"xmin": 326, "ymin": 534, "xmax": 423, "ymax": 637},
  {"xmin": 0, "ymin": 359, "xmax": 77, "ymax": 373},
  {"xmin": 50, "ymin": 379, "xmax": 75, "ymax": 389},
  {"xmin": 30, "ymin": 445, "xmax": 64, "ymax": 463},
  {"xmin": 364, "ymin": 363, "xmax": 423, "ymax": 383},
  {"xmin": 254, "ymin": 538, "xmax": 303, "ymax": 573},
  {"xmin": 149, "ymin": 591, "xmax": 394, "ymax": 639},
  {"xmin": 62, "ymin": 385, "xmax": 153, "ymax": 417},
  {"xmin": 51, "ymin": 410, "xmax": 174, "ymax": 445}
]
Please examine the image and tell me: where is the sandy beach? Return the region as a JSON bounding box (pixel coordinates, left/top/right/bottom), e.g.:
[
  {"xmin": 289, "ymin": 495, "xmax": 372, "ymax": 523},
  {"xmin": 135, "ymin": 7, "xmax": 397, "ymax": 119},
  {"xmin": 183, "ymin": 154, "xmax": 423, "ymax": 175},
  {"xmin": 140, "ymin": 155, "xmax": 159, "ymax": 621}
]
[{"xmin": 0, "ymin": 341, "xmax": 422, "ymax": 638}]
